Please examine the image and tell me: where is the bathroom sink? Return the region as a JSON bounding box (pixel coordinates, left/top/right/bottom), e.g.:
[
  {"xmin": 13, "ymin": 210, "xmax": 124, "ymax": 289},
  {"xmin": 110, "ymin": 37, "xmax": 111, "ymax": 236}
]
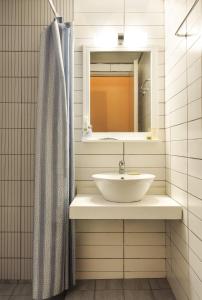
[{"xmin": 92, "ymin": 173, "xmax": 155, "ymax": 203}]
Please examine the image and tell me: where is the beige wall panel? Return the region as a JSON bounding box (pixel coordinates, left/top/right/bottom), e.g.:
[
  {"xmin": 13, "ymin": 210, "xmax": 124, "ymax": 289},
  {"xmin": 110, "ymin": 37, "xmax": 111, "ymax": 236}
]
[
  {"xmin": 76, "ymin": 246, "xmax": 123, "ymax": 259},
  {"xmin": 124, "ymin": 259, "xmax": 165, "ymax": 272},
  {"xmin": 76, "ymin": 220, "xmax": 123, "ymax": 233},
  {"xmin": 124, "ymin": 246, "xmax": 166, "ymax": 259},
  {"xmin": 125, "ymin": 233, "xmax": 165, "ymax": 246},
  {"xmin": 76, "ymin": 259, "xmax": 123, "ymax": 272},
  {"xmin": 76, "ymin": 233, "xmax": 123, "ymax": 246},
  {"xmin": 76, "ymin": 271, "xmax": 123, "ymax": 280}
]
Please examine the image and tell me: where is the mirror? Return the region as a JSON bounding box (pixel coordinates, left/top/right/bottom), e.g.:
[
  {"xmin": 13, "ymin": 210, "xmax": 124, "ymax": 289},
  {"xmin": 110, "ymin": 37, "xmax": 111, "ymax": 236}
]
[{"xmin": 83, "ymin": 47, "xmax": 158, "ymax": 141}]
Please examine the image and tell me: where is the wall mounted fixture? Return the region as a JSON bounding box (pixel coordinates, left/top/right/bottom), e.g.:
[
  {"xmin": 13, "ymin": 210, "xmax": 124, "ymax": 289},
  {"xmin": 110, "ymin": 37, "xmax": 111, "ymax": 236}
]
[
  {"xmin": 175, "ymin": 0, "xmax": 199, "ymax": 37},
  {"xmin": 140, "ymin": 79, "xmax": 151, "ymax": 95},
  {"xmin": 118, "ymin": 33, "xmax": 124, "ymax": 45},
  {"xmin": 118, "ymin": 0, "xmax": 126, "ymax": 45}
]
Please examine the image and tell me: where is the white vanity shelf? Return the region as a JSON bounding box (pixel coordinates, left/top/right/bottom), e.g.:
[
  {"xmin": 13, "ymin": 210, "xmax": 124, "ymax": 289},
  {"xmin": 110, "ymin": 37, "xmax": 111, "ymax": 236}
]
[{"xmin": 69, "ymin": 194, "xmax": 182, "ymax": 220}]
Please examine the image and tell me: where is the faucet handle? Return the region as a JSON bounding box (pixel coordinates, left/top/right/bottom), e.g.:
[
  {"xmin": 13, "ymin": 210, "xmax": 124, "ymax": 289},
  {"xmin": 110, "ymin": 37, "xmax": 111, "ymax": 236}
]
[
  {"xmin": 119, "ymin": 160, "xmax": 124, "ymax": 165},
  {"xmin": 119, "ymin": 160, "xmax": 125, "ymax": 174}
]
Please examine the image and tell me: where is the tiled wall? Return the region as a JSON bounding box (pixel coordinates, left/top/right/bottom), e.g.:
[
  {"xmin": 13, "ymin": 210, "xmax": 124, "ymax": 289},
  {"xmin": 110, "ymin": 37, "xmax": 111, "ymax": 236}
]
[
  {"xmin": 74, "ymin": 0, "xmax": 166, "ymax": 279},
  {"xmin": 0, "ymin": 0, "xmax": 71, "ymax": 280},
  {"xmin": 165, "ymin": 0, "xmax": 202, "ymax": 299},
  {"xmin": 76, "ymin": 220, "xmax": 166, "ymax": 280}
]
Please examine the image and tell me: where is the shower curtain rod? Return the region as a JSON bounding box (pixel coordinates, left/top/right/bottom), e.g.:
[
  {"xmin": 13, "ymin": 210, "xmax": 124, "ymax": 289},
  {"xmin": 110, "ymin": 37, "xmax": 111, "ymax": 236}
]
[
  {"xmin": 48, "ymin": 0, "xmax": 74, "ymax": 24},
  {"xmin": 48, "ymin": 0, "xmax": 60, "ymax": 18}
]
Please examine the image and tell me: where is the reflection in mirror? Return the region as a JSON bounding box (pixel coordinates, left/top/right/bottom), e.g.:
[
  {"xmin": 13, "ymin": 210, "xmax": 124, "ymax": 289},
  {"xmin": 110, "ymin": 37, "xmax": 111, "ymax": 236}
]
[{"xmin": 90, "ymin": 51, "xmax": 151, "ymax": 133}]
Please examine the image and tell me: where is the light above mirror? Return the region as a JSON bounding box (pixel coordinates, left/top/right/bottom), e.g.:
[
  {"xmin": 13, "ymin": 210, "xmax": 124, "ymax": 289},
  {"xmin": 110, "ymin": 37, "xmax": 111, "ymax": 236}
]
[{"xmin": 83, "ymin": 47, "xmax": 159, "ymax": 141}]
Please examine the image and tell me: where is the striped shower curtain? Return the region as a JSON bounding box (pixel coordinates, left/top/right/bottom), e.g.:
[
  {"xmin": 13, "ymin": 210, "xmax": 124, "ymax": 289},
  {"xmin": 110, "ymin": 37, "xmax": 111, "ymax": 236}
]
[{"xmin": 33, "ymin": 19, "xmax": 75, "ymax": 300}]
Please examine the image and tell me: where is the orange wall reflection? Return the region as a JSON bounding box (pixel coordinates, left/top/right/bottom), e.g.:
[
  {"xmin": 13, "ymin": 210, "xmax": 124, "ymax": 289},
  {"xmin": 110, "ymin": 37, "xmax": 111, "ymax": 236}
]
[{"xmin": 90, "ymin": 76, "xmax": 134, "ymax": 132}]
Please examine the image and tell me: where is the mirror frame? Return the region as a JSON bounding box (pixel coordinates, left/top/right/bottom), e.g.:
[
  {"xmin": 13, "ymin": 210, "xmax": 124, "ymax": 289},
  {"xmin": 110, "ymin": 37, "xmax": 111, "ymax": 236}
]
[{"xmin": 82, "ymin": 46, "xmax": 159, "ymax": 142}]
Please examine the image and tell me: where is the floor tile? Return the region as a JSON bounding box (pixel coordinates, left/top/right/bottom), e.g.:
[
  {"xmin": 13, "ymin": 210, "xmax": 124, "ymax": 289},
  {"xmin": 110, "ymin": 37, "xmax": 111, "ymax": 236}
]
[
  {"xmin": 95, "ymin": 290, "xmax": 124, "ymax": 300},
  {"xmin": 49, "ymin": 294, "xmax": 65, "ymax": 300},
  {"xmin": 9, "ymin": 297, "xmax": 32, "ymax": 300},
  {"xmin": 153, "ymin": 289, "xmax": 176, "ymax": 300},
  {"xmin": 149, "ymin": 278, "xmax": 170, "ymax": 290},
  {"xmin": 124, "ymin": 290, "xmax": 154, "ymax": 300},
  {"xmin": 65, "ymin": 290, "xmax": 94, "ymax": 300},
  {"xmin": 0, "ymin": 279, "xmax": 176, "ymax": 300},
  {"xmin": 76, "ymin": 280, "xmax": 95, "ymax": 290},
  {"xmin": 123, "ymin": 279, "xmax": 150, "ymax": 290},
  {"xmin": 0, "ymin": 284, "xmax": 16, "ymax": 296},
  {"xmin": 12, "ymin": 284, "xmax": 32, "ymax": 296},
  {"xmin": 0, "ymin": 281, "xmax": 18, "ymax": 284},
  {"xmin": 95, "ymin": 279, "xmax": 123, "ymax": 290}
]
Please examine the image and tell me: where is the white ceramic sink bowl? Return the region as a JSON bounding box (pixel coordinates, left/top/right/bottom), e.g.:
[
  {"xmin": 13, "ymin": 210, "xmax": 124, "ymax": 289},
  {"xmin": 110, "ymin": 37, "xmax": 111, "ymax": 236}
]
[{"xmin": 92, "ymin": 173, "xmax": 155, "ymax": 203}]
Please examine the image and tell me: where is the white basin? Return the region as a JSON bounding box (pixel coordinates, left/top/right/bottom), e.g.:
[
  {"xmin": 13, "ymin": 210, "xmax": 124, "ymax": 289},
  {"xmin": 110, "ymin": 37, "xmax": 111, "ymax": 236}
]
[{"xmin": 92, "ymin": 173, "xmax": 155, "ymax": 203}]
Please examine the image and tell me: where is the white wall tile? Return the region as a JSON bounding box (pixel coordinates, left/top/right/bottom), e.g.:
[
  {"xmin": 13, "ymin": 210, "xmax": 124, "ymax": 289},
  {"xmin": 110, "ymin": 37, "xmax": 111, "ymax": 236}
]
[
  {"xmin": 126, "ymin": 13, "xmax": 164, "ymax": 25},
  {"xmin": 125, "ymin": 271, "xmax": 166, "ymax": 279},
  {"xmin": 76, "ymin": 246, "xmax": 123, "ymax": 258},
  {"xmin": 125, "ymin": 220, "xmax": 165, "ymax": 233},
  {"xmin": 188, "ymin": 139, "xmax": 202, "ymax": 159},
  {"xmin": 188, "ymin": 158, "xmax": 202, "ymax": 179},
  {"xmin": 170, "ymin": 106, "xmax": 187, "ymax": 127},
  {"xmin": 76, "ymin": 154, "xmax": 122, "ymax": 168},
  {"xmin": 124, "ymin": 246, "xmax": 165, "ymax": 258},
  {"xmin": 76, "ymin": 259, "xmax": 123, "ymax": 272},
  {"xmin": 170, "ymin": 185, "xmax": 187, "ymax": 208},
  {"xmin": 165, "ymin": 0, "xmax": 202, "ymax": 295},
  {"xmin": 188, "ymin": 175, "xmax": 202, "ymax": 199},
  {"xmin": 125, "ymin": 0, "xmax": 164, "ymax": 13},
  {"xmin": 188, "ymin": 99, "xmax": 202, "ymax": 121},
  {"xmin": 171, "ymin": 140, "xmax": 187, "ymax": 157},
  {"xmin": 188, "ymin": 78, "xmax": 201, "ymax": 103},
  {"xmin": 187, "ymin": 58, "xmax": 202, "ymax": 85},
  {"xmin": 188, "ymin": 119, "xmax": 202, "ymax": 139},
  {"xmin": 189, "ymin": 230, "xmax": 202, "ymax": 261},
  {"xmin": 166, "ymin": 72, "xmax": 186, "ymax": 100},
  {"xmin": 74, "ymin": 13, "xmax": 123, "ymax": 25},
  {"xmin": 171, "ymin": 123, "xmax": 187, "ymax": 141},
  {"xmin": 75, "ymin": 142, "xmax": 123, "ymax": 155},
  {"xmin": 76, "ymin": 271, "xmax": 123, "ymax": 279},
  {"xmin": 125, "ymin": 233, "xmax": 165, "ymax": 245},
  {"xmin": 171, "ymin": 156, "xmax": 187, "ymax": 174},
  {"xmin": 76, "ymin": 220, "xmax": 123, "ymax": 233},
  {"xmin": 188, "ymin": 194, "xmax": 202, "ymax": 220},
  {"xmin": 75, "ymin": 0, "xmax": 124, "ymax": 12},
  {"xmin": 124, "ymin": 259, "xmax": 165, "ymax": 272},
  {"xmin": 125, "ymin": 155, "xmax": 165, "ymax": 168},
  {"xmin": 189, "ymin": 212, "xmax": 202, "ymax": 240},
  {"xmin": 170, "ymin": 170, "xmax": 187, "ymax": 191},
  {"xmin": 125, "ymin": 142, "xmax": 165, "ymax": 154},
  {"xmin": 76, "ymin": 233, "xmax": 123, "ymax": 245}
]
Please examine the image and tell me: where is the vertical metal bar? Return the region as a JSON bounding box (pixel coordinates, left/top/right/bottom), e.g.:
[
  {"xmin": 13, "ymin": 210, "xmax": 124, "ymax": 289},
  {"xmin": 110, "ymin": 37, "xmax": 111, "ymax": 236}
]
[{"xmin": 48, "ymin": 0, "xmax": 59, "ymax": 18}]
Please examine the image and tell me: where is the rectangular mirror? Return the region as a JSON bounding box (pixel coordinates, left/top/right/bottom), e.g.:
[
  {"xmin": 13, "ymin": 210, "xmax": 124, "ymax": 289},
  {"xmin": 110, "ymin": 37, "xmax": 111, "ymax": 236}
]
[{"xmin": 83, "ymin": 47, "xmax": 158, "ymax": 141}]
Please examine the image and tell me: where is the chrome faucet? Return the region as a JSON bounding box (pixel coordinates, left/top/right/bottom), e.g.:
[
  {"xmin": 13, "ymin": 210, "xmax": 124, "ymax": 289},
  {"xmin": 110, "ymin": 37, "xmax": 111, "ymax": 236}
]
[
  {"xmin": 119, "ymin": 142, "xmax": 125, "ymax": 174},
  {"xmin": 119, "ymin": 160, "xmax": 125, "ymax": 174}
]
